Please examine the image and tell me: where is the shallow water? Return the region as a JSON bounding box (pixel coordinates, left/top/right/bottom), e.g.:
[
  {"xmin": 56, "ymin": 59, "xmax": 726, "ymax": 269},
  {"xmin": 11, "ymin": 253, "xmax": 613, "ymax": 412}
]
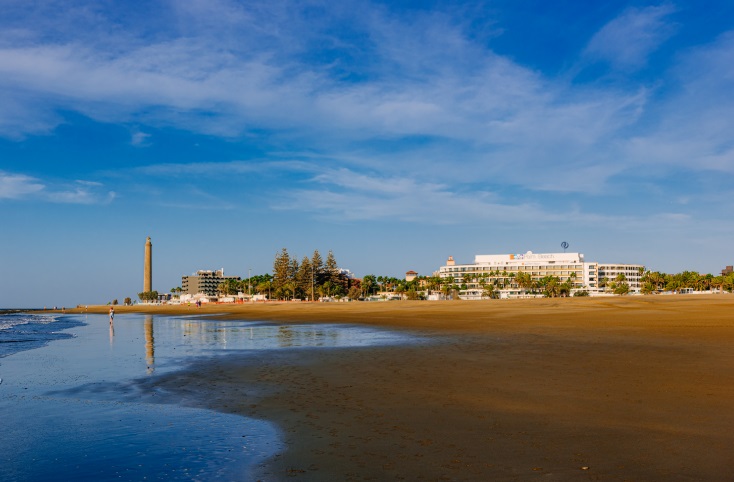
[
  {"xmin": 0, "ymin": 311, "xmax": 83, "ymax": 358},
  {"xmin": 0, "ymin": 313, "xmax": 417, "ymax": 481}
]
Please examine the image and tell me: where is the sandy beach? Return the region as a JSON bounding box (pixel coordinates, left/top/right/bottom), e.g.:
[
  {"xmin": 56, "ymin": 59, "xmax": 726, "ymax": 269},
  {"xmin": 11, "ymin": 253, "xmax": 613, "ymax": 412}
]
[{"xmin": 77, "ymin": 296, "xmax": 734, "ymax": 480}]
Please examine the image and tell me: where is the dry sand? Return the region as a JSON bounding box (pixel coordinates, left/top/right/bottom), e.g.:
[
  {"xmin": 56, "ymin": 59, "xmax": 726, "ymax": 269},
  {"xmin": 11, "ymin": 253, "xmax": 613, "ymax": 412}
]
[{"xmin": 78, "ymin": 296, "xmax": 734, "ymax": 480}]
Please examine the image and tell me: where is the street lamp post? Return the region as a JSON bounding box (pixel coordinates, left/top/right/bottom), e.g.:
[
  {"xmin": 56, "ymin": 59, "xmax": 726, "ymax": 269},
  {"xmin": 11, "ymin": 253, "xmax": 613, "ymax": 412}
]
[{"xmin": 248, "ymin": 268, "xmax": 252, "ymax": 302}]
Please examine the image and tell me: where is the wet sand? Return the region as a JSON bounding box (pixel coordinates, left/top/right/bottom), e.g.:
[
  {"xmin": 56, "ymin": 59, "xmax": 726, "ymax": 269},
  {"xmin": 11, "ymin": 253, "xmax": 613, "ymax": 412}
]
[{"xmin": 80, "ymin": 296, "xmax": 734, "ymax": 480}]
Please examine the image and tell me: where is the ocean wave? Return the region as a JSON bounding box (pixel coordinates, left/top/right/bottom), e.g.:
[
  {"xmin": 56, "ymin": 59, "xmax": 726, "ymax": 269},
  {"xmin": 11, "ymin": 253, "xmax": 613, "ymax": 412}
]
[
  {"xmin": 0, "ymin": 313, "xmax": 58, "ymax": 331},
  {"xmin": 0, "ymin": 313, "xmax": 75, "ymax": 358}
]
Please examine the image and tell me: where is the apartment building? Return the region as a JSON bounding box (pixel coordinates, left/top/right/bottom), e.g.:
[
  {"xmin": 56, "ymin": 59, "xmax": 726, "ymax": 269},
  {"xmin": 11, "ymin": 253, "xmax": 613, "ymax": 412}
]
[
  {"xmin": 181, "ymin": 269, "xmax": 241, "ymax": 296},
  {"xmin": 438, "ymin": 251, "xmax": 643, "ymax": 298}
]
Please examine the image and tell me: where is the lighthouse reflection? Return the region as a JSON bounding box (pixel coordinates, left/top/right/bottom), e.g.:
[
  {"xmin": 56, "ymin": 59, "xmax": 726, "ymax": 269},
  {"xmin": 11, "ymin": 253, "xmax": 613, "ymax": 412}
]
[{"xmin": 144, "ymin": 315, "xmax": 155, "ymax": 374}]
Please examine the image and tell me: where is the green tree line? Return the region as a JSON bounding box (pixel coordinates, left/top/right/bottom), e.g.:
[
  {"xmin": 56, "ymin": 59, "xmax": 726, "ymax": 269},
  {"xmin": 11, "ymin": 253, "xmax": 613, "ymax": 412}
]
[
  {"xmin": 162, "ymin": 265, "xmax": 734, "ymax": 302},
  {"xmin": 640, "ymin": 270, "xmax": 734, "ymax": 294},
  {"xmin": 138, "ymin": 290, "xmax": 159, "ymax": 302},
  {"xmin": 269, "ymin": 248, "xmax": 358, "ymax": 301},
  {"xmin": 360, "ymin": 275, "xmax": 425, "ymax": 300}
]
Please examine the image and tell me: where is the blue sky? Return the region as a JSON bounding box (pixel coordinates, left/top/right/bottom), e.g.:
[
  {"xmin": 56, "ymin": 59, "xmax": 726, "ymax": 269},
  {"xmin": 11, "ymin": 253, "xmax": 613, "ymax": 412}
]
[{"xmin": 1, "ymin": 0, "xmax": 733, "ymax": 307}]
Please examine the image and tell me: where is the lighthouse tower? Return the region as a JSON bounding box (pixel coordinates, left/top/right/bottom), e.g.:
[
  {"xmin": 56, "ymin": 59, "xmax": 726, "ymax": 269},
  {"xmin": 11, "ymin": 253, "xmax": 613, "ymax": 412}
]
[{"xmin": 144, "ymin": 237, "xmax": 152, "ymax": 292}]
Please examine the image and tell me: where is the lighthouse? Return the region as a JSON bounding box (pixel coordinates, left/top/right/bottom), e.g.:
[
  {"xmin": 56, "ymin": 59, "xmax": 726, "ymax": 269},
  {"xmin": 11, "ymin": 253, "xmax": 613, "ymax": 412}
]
[{"xmin": 144, "ymin": 236, "xmax": 152, "ymax": 292}]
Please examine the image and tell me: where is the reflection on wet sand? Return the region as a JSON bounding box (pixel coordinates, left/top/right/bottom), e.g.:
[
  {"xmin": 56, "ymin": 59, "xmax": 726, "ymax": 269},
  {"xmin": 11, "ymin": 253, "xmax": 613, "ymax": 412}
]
[
  {"xmin": 145, "ymin": 315, "xmax": 155, "ymax": 374},
  {"xmin": 127, "ymin": 316, "xmax": 414, "ymax": 376},
  {"xmin": 109, "ymin": 320, "xmax": 114, "ymax": 346},
  {"xmin": 175, "ymin": 321, "xmax": 354, "ymax": 349}
]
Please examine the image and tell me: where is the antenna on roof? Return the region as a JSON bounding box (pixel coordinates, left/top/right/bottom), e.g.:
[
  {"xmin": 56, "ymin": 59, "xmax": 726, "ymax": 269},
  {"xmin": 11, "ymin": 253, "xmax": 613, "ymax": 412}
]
[{"xmin": 561, "ymin": 241, "xmax": 569, "ymax": 253}]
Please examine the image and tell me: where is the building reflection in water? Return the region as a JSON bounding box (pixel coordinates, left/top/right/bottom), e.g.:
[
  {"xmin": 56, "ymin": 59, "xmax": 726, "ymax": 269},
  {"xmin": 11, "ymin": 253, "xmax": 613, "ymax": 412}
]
[
  {"xmin": 277, "ymin": 325, "xmax": 293, "ymax": 347},
  {"xmin": 144, "ymin": 315, "xmax": 155, "ymax": 374},
  {"xmin": 173, "ymin": 322, "xmax": 342, "ymax": 349},
  {"xmin": 140, "ymin": 318, "xmax": 406, "ymax": 362}
]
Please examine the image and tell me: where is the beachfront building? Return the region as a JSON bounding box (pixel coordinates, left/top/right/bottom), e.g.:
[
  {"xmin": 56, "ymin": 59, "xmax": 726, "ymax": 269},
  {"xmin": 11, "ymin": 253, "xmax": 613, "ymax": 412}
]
[
  {"xmin": 438, "ymin": 251, "xmax": 643, "ymax": 298},
  {"xmin": 181, "ymin": 269, "xmax": 241, "ymax": 296},
  {"xmin": 597, "ymin": 264, "xmax": 643, "ymax": 292}
]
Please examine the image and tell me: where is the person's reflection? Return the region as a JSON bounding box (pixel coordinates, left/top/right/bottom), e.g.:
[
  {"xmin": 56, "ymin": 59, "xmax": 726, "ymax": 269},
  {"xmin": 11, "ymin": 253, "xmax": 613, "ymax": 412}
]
[
  {"xmin": 109, "ymin": 319, "xmax": 114, "ymax": 346},
  {"xmin": 144, "ymin": 315, "xmax": 155, "ymax": 374}
]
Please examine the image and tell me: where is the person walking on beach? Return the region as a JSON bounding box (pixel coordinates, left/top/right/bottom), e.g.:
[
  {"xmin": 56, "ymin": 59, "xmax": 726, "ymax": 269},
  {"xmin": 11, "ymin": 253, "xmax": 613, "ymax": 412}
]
[{"xmin": 109, "ymin": 306, "xmax": 115, "ymax": 323}]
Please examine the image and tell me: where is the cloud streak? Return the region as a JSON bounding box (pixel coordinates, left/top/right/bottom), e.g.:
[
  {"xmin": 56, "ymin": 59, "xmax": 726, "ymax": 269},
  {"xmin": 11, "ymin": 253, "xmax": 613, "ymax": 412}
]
[
  {"xmin": 0, "ymin": 0, "xmax": 732, "ymax": 222},
  {"xmin": 269, "ymin": 167, "xmax": 694, "ymax": 232},
  {"xmin": 0, "ymin": 171, "xmax": 44, "ymax": 199},
  {"xmin": 0, "ymin": 171, "xmax": 115, "ymax": 204},
  {"xmin": 584, "ymin": 4, "xmax": 677, "ymax": 69}
]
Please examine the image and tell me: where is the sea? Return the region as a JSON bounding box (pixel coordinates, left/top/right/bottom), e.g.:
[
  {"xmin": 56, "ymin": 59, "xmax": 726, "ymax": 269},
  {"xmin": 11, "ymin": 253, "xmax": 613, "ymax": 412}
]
[
  {"xmin": 0, "ymin": 310, "xmax": 417, "ymax": 481},
  {"xmin": 0, "ymin": 310, "xmax": 83, "ymax": 359}
]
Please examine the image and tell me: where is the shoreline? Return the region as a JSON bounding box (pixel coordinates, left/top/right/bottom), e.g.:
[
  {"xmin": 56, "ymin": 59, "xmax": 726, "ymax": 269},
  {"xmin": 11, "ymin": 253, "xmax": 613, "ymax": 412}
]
[
  {"xmin": 65, "ymin": 292, "xmax": 734, "ymax": 329},
  {"xmin": 0, "ymin": 312, "xmax": 280, "ymax": 481},
  {"xmin": 88, "ymin": 297, "xmax": 734, "ymax": 479}
]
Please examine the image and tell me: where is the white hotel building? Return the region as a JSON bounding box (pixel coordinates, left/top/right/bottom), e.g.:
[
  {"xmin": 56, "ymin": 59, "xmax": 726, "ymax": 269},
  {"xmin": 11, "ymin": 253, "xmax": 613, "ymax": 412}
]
[{"xmin": 438, "ymin": 251, "xmax": 643, "ymax": 298}]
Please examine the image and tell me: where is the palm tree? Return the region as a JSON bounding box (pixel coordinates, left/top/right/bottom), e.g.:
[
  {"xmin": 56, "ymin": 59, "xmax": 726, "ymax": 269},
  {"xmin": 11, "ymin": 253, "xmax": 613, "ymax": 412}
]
[
  {"xmin": 666, "ymin": 278, "xmax": 681, "ymax": 293},
  {"xmin": 257, "ymin": 280, "xmax": 273, "ymax": 300},
  {"xmin": 702, "ymin": 274, "xmax": 713, "ymax": 292},
  {"xmin": 515, "ymin": 272, "xmax": 533, "ymax": 293},
  {"xmin": 724, "ymin": 274, "xmax": 734, "ymax": 292},
  {"xmin": 284, "ymin": 280, "xmax": 298, "ymax": 300},
  {"xmin": 712, "ymin": 275, "xmax": 725, "ymax": 293},
  {"xmin": 540, "ymin": 276, "xmax": 560, "ymax": 297},
  {"xmin": 482, "ymin": 283, "xmax": 496, "ymax": 299},
  {"xmin": 614, "ymin": 282, "xmax": 630, "ymax": 295},
  {"xmin": 599, "ymin": 277, "xmax": 610, "ymax": 292},
  {"xmin": 560, "ymin": 279, "xmax": 573, "ymax": 297},
  {"xmin": 362, "ymin": 275, "xmax": 376, "ymax": 297},
  {"xmin": 440, "ymin": 284, "xmax": 451, "ymax": 299},
  {"xmin": 395, "ymin": 283, "xmax": 407, "ymax": 300},
  {"xmin": 376, "ymin": 276, "xmax": 385, "ymax": 294},
  {"xmin": 321, "ymin": 280, "xmax": 334, "ymax": 298},
  {"xmin": 641, "ymin": 281, "xmax": 655, "ymax": 294}
]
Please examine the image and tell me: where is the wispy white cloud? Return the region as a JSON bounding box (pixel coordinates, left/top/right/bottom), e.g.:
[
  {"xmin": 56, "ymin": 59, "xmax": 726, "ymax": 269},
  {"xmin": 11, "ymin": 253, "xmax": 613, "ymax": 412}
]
[
  {"xmin": 130, "ymin": 130, "xmax": 151, "ymax": 147},
  {"xmin": 0, "ymin": 1, "xmax": 643, "ymax": 163},
  {"xmin": 270, "ymin": 167, "xmax": 685, "ymax": 229},
  {"xmin": 619, "ymin": 31, "xmax": 734, "ymax": 176},
  {"xmin": 157, "ymin": 185, "xmax": 236, "ymax": 210},
  {"xmin": 132, "ymin": 160, "xmax": 314, "ymax": 177},
  {"xmin": 273, "ymin": 181, "xmax": 545, "ymax": 224},
  {"xmin": 0, "ymin": 0, "xmax": 731, "ymax": 214},
  {"xmin": 0, "ymin": 171, "xmax": 115, "ymax": 204},
  {"xmin": 584, "ymin": 4, "xmax": 677, "ymax": 69},
  {"xmin": 46, "ymin": 185, "xmax": 116, "ymax": 204},
  {"xmin": 0, "ymin": 171, "xmax": 45, "ymax": 199}
]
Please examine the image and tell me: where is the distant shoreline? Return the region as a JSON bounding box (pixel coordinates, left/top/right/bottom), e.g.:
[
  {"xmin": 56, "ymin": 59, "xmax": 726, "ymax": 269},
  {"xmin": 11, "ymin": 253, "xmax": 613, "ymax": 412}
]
[
  {"xmin": 61, "ymin": 293, "xmax": 733, "ymax": 331},
  {"xmin": 0, "ymin": 308, "xmax": 47, "ymax": 314}
]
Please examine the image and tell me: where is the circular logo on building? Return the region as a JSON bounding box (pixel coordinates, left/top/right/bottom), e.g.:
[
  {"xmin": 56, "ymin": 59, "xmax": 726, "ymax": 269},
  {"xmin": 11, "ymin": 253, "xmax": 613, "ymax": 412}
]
[{"xmin": 561, "ymin": 241, "xmax": 569, "ymax": 250}]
